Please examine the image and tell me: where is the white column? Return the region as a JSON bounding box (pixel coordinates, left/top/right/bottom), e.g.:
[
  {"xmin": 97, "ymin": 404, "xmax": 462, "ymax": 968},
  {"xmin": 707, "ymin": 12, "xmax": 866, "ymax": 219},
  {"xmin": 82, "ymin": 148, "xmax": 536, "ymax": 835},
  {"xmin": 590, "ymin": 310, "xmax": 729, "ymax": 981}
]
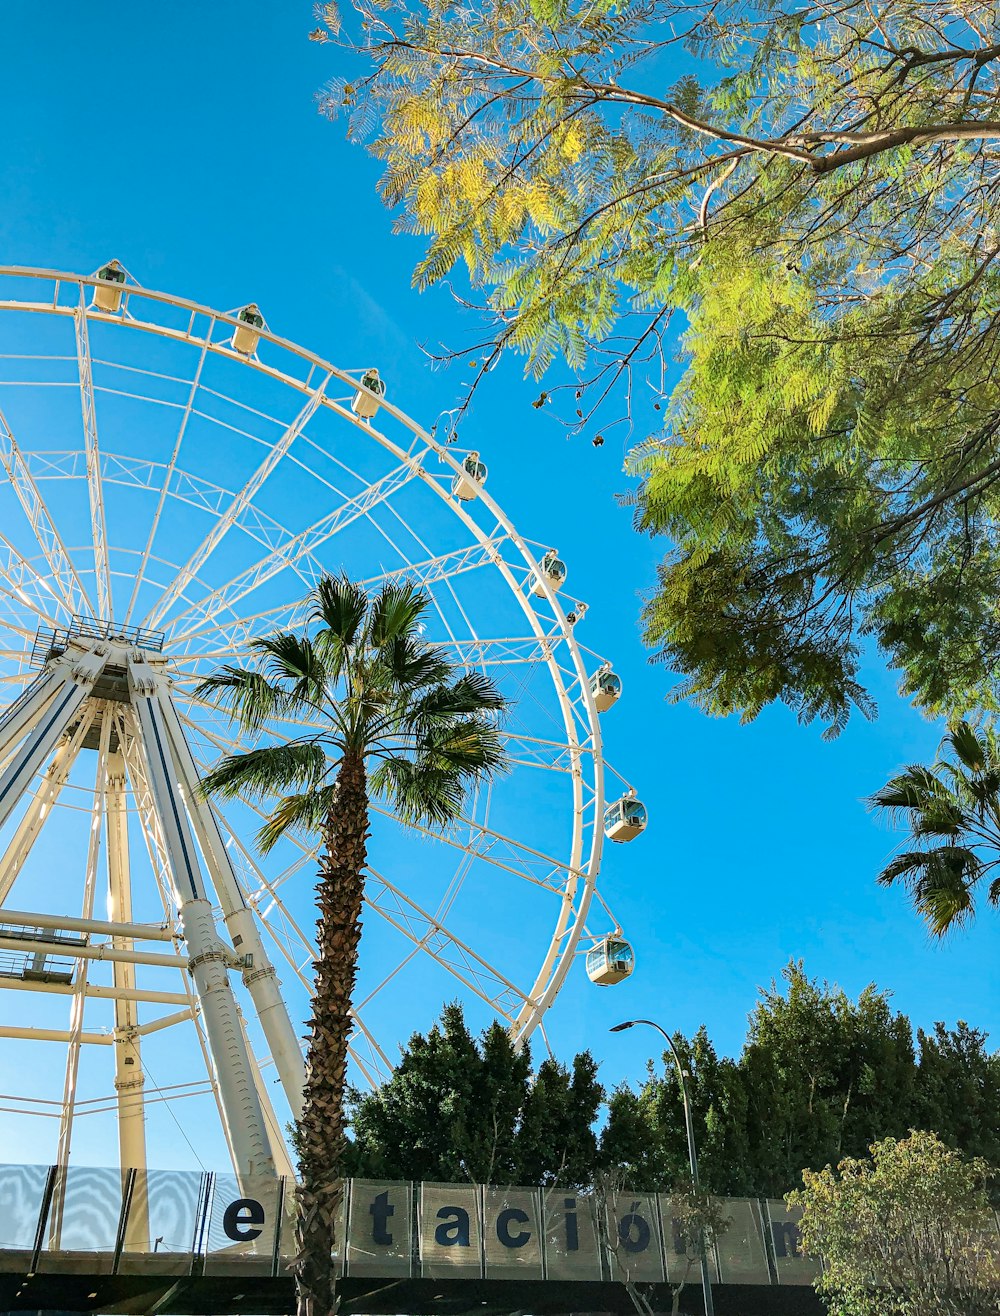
[
  {"xmin": 157, "ymin": 686, "xmax": 305, "ymax": 1119},
  {"xmin": 106, "ymin": 748, "xmax": 150, "ymax": 1250},
  {"xmin": 0, "ymin": 717, "xmax": 90, "ymax": 903},
  {"xmin": 0, "ymin": 648, "xmax": 109, "ymax": 832},
  {"xmin": 0, "ymin": 665, "xmax": 63, "ymax": 760},
  {"xmin": 128, "ymin": 661, "xmax": 274, "ymax": 1178}
]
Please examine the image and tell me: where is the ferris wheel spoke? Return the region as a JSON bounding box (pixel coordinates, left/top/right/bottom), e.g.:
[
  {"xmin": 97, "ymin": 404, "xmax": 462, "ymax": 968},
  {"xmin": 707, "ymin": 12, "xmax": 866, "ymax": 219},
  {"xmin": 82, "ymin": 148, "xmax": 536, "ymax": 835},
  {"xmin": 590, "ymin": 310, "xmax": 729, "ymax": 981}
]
[
  {"xmin": 164, "ymin": 457, "xmax": 425, "ymax": 646},
  {"xmin": 74, "ymin": 301, "xmax": 113, "ymax": 620},
  {"xmin": 363, "ymin": 866, "xmax": 532, "ymax": 1021},
  {"xmin": 0, "ymin": 407, "xmax": 90, "ymax": 618},
  {"xmin": 497, "ymin": 730, "xmax": 596, "ymax": 779},
  {"xmin": 361, "ymin": 536, "xmax": 509, "ymax": 593},
  {"xmin": 143, "ymin": 374, "xmax": 333, "ymax": 631},
  {"xmin": 123, "ymin": 340, "xmax": 210, "ymax": 626},
  {"xmin": 0, "ymin": 531, "xmax": 67, "ymax": 628},
  {"xmin": 367, "ymin": 802, "xmax": 582, "ymax": 897}
]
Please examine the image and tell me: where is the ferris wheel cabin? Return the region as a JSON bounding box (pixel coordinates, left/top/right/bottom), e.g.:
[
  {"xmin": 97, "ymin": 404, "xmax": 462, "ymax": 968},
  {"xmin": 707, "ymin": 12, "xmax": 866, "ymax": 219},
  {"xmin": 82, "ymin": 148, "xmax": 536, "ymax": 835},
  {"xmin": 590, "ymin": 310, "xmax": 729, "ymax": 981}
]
[
  {"xmin": 231, "ymin": 304, "xmax": 264, "ymax": 356},
  {"xmin": 93, "ymin": 260, "xmax": 126, "ymax": 313},
  {"xmin": 603, "ymin": 794, "xmax": 647, "ymax": 843},
  {"xmin": 586, "ymin": 937, "xmax": 635, "ymax": 986},
  {"xmin": 591, "ymin": 665, "xmax": 622, "ymax": 712},
  {"xmin": 452, "ymin": 452, "xmax": 488, "ymax": 502},
  {"xmin": 531, "ymin": 551, "xmax": 567, "ymax": 597},
  {"xmin": 352, "ymin": 368, "xmax": 386, "ymax": 420}
]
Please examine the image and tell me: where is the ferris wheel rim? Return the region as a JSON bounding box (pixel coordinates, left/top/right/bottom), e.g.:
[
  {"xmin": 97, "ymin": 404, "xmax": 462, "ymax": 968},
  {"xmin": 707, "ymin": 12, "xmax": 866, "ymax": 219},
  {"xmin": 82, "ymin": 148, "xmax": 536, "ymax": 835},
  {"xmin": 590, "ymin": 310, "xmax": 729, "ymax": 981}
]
[{"xmin": 0, "ymin": 263, "xmax": 616, "ymax": 1052}]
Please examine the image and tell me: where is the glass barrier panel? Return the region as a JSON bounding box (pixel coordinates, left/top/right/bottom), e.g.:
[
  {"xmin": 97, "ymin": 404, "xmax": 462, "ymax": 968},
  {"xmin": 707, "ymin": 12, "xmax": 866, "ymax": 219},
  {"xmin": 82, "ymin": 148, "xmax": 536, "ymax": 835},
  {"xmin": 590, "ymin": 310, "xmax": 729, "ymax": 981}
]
[
  {"xmin": 346, "ymin": 1179, "xmax": 412, "ymax": 1278},
  {"xmin": 714, "ymin": 1197, "xmax": 771, "ymax": 1285},
  {"xmin": 657, "ymin": 1193, "xmax": 719, "ymax": 1285},
  {"xmin": 39, "ymin": 1165, "xmax": 125, "ymax": 1273},
  {"xmin": 541, "ymin": 1188, "xmax": 602, "ymax": 1281},
  {"xmin": 275, "ymin": 1178, "xmax": 344, "ymax": 1277},
  {"xmin": 0, "ymin": 1163, "xmax": 50, "ymax": 1253},
  {"xmin": 118, "ymin": 1169, "xmax": 205, "ymax": 1276},
  {"xmin": 204, "ymin": 1173, "xmax": 281, "ymax": 1275},
  {"xmin": 606, "ymin": 1192, "xmax": 665, "ymax": 1283},
  {"xmin": 419, "ymin": 1182, "xmax": 482, "ymax": 1279},
  {"xmin": 765, "ymin": 1199, "xmax": 822, "ymax": 1285},
  {"xmin": 482, "ymin": 1186, "xmax": 543, "ymax": 1281}
]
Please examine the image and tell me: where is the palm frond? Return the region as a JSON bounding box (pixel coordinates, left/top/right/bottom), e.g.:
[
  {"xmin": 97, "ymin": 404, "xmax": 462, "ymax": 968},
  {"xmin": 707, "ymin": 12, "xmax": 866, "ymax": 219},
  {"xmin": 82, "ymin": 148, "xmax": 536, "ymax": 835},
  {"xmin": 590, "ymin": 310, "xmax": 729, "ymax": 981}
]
[
  {"xmin": 370, "ymin": 755, "xmax": 465, "ymax": 826},
  {"xmin": 868, "ymin": 766, "xmax": 953, "ymax": 819},
  {"xmin": 943, "ymin": 720, "xmax": 988, "ymax": 776},
  {"xmin": 414, "ymin": 715, "xmax": 507, "ymax": 776},
  {"xmin": 250, "ymin": 632, "xmax": 326, "ymax": 697},
  {"xmin": 369, "ymin": 581, "xmax": 429, "ymax": 647},
  {"xmin": 876, "ymin": 849, "xmax": 937, "ymax": 888},
  {"xmin": 311, "ymin": 574, "xmax": 368, "ymax": 648},
  {"xmin": 256, "ymin": 786, "xmax": 337, "ymax": 853},
  {"xmin": 378, "ymin": 636, "xmax": 452, "ymax": 694},
  {"xmin": 193, "ymin": 667, "xmax": 296, "ymax": 734},
  {"xmin": 201, "ymin": 742, "xmax": 328, "ymax": 801},
  {"xmin": 912, "ymin": 847, "xmax": 980, "ymax": 936}
]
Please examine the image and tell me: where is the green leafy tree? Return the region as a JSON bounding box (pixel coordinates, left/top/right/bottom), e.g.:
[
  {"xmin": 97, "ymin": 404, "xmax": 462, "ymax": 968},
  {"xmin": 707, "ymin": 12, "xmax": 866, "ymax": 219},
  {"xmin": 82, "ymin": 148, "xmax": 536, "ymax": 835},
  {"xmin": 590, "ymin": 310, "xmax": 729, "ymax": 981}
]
[
  {"xmin": 320, "ymin": 0, "xmax": 1000, "ymax": 731},
  {"xmin": 601, "ymin": 964, "xmax": 979, "ymax": 1199},
  {"xmin": 871, "ymin": 720, "xmax": 1000, "ymax": 934},
  {"xmin": 601, "ymin": 1028, "xmax": 751, "ymax": 1194},
  {"xmin": 738, "ymin": 965, "xmax": 917, "ymax": 1197},
  {"xmin": 346, "ymin": 1001, "xmax": 604, "ymax": 1185},
  {"xmin": 789, "ymin": 1131, "xmax": 1000, "ymax": 1316},
  {"xmin": 198, "ymin": 577, "xmax": 506, "ymax": 1316},
  {"xmin": 912, "ymin": 1022, "xmax": 1000, "ymax": 1168}
]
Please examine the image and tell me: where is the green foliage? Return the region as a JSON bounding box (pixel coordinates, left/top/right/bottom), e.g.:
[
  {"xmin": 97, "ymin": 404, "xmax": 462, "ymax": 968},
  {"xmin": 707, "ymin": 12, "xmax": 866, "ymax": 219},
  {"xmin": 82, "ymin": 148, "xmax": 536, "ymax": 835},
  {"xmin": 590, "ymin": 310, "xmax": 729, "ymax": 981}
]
[
  {"xmin": 601, "ymin": 962, "xmax": 1000, "ymax": 1197},
  {"xmin": 789, "ymin": 1131, "xmax": 1000, "ymax": 1316},
  {"xmin": 346, "ymin": 967, "xmax": 1000, "ymax": 1198},
  {"xmin": 323, "ymin": 0, "xmax": 1000, "ymax": 730},
  {"xmin": 871, "ymin": 720, "xmax": 1000, "ymax": 933},
  {"xmin": 198, "ymin": 574, "xmax": 506, "ymax": 849},
  {"xmin": 345, "ymin": 1002, "xmax": 604, "ymax": 1186}
]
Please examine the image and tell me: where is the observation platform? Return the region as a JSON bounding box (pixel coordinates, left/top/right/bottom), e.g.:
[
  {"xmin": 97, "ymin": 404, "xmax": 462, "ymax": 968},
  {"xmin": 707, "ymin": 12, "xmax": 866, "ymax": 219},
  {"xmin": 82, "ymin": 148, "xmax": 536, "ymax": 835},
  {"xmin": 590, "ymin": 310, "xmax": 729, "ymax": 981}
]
[{"xmin": 0, "ymin": 1165, "xmax": 823, "ymax": 1314}]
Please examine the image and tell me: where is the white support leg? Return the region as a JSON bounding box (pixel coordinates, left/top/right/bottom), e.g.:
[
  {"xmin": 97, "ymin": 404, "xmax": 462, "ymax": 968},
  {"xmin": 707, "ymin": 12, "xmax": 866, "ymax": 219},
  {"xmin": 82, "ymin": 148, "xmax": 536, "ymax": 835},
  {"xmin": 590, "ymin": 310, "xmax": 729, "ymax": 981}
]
[
  {"xmin": 0, "ymin": 712, "xmax": 94, "ymax": 903},
  {"xmin": 50, "ymin": 711, "xmax": 112, "ymax": 1247},
  {"xmin": 0, "ymin": 649, "xmax": 109, "ymax": 832},
  {"xmin": 157, "ymin": 686, "xmax": 305, "ymax": 1120},
  {"xmin": 106, "ymin": 748, "xmax": 150, "ymax": 1250},
  {"xmin": 128, "ymin": 662, "xmax": 274, "ymax": 1178},
  {"xmin": 0, "ymin": 666, "xmax": 64, "ymax": 763}
]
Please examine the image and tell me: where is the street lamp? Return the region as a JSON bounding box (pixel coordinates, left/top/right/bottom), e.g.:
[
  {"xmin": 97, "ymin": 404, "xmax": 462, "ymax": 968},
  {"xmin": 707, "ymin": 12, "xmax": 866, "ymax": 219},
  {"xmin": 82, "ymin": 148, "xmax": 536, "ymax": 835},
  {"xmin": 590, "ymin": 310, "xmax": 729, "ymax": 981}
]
[{"xmin": 610, "ymin": 1019, "xmax": 716, "ymax": 1316}]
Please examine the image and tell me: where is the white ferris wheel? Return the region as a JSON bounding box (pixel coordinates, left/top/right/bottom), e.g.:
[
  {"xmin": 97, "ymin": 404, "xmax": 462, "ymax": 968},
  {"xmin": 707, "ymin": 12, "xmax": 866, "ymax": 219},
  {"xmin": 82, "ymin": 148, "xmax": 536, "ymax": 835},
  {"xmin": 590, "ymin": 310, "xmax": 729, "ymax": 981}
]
[{"xmin": 0, "ymin": 265, "xmax": 647, "ymax": 1182}]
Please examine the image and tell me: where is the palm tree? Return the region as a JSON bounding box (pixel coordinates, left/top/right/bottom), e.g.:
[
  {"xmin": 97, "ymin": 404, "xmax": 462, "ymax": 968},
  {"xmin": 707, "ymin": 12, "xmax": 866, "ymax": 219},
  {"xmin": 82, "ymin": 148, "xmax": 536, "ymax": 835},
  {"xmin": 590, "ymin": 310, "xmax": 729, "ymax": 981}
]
[
  {"xmin": 198, "ymin": 575, "xmax": 507, "ymax": 1316},
  {"xmin": 869, "ymin": 720, "xmax": 1000, "ymax": 935}
]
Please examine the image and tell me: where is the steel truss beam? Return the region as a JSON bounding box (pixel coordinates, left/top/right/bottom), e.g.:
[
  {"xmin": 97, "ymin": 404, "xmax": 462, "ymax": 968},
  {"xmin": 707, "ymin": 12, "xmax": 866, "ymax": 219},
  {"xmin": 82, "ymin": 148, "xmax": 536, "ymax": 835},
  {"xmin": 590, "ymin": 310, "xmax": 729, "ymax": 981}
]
[{"xmin": 0, "ymin": 403, "xmax": 90, "ymax": 616}]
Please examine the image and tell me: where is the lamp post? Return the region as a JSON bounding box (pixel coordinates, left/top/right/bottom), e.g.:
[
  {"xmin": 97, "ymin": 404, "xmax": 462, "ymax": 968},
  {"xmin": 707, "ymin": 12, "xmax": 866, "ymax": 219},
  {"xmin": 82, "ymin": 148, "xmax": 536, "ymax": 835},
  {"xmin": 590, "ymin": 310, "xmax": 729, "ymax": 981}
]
[{"xmin": 610, "ymin": 1019, "xmax": 716, "ymax": 1316}]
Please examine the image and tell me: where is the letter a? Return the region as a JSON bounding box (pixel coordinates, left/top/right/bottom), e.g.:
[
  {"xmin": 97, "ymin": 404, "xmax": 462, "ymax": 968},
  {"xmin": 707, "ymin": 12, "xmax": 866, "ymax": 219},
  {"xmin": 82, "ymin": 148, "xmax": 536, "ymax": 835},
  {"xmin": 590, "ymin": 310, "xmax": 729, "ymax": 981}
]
[{"xmin": 435, "ymin": 1206, "xmax": 471, "ymax": 1248}]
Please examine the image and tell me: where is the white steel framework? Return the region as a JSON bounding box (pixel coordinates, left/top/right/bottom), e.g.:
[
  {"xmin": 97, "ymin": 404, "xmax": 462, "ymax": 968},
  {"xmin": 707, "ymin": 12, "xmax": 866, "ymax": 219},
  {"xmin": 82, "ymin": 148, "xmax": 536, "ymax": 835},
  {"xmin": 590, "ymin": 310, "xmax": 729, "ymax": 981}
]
[{"xmin": 0, "ymin": 266, "xmax": 634, "ymax": 1178}]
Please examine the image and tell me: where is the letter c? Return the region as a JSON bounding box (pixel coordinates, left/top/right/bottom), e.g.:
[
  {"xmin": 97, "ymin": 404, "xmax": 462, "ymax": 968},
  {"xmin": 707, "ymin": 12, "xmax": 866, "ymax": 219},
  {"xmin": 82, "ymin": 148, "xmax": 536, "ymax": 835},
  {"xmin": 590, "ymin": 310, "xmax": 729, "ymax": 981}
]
[{"xmin": 496, "ymin": 1207, "xmax": 530, "ymax": 1248}]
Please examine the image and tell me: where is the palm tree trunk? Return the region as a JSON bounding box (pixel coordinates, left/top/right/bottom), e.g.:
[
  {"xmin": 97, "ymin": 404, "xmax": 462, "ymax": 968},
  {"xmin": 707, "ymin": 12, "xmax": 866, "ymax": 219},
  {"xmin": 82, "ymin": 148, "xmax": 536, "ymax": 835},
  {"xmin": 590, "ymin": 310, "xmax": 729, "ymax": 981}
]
[{"xmin": 294, "ymin": 750, "xmax": 368, "ymax": 1316}]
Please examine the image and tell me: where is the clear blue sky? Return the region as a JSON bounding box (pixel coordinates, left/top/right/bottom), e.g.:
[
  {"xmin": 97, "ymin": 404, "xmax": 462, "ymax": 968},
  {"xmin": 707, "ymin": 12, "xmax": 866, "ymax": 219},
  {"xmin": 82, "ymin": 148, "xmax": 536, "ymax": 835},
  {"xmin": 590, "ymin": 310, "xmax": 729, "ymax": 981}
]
[{"xmin": 0, "ymin": 1, "xmax": 994, "ymax": 1172}]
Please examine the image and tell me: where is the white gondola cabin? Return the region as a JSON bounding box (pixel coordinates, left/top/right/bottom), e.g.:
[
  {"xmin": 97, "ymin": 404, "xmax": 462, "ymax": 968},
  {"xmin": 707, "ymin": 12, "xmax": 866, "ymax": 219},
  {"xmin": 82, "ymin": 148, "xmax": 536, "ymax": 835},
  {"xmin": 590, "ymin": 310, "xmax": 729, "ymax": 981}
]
[
  {"xmin": 586, "ymin": 937, "xmax": 634, "ymax": 986},
  {"xmin": 591, "ymin": 664, "xmax": 622, "ymax": 712},
  {"xmin": 452, "ymin": 452, "xmax": 487, "ymax": 502},
  {"xmin": 603, "ymin": 793, "xmax": 647, "ymax": 843},
  {"xmin": 352, "ymin": 368, "xmax": 386, "ymax": 421},
  {"xmin": 232, "ymin": 304, "xmax": 264, "ymax": 356},
  {"xmin": 531, "ymin": 551, "xmax": 567, "ymax": 597},
  {"xmin": 93, "ymin": 261, "xmax": 126, "ymax": 313}
]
